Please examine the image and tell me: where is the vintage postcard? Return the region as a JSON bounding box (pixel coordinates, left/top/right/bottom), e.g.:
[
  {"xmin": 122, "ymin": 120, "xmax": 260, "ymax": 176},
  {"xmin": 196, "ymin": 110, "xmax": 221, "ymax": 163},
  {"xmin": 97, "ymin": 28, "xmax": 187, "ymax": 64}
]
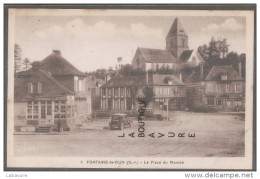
[{"xmin": 5, "ymin": 5, "xmax": 256, "ymax": 170}]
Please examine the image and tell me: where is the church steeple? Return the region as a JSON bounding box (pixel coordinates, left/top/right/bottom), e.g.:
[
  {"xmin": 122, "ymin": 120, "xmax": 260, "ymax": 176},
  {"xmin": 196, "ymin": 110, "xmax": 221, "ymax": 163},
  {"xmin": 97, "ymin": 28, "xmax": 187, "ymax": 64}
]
[{"xmin": 166, "ymin": 18, "xmax": 189, "ymax": 61}]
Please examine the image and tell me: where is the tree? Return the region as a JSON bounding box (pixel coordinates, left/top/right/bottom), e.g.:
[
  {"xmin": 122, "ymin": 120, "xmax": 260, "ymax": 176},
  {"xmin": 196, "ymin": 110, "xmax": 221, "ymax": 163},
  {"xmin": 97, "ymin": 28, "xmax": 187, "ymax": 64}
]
[
  {"xmin": 119, "ymin": 64, "xmax": 145, "ymax": 76},
  {"xmin": 14, "ymin": 44, "xmax": 22, "ymax": 75},
  {"xmin": 21, "ymin": 58, "xmax": 31, "ymax": 71},
  {"xmin": 198, "ymin": 37, "xmax": 230, "ymax": 62}
]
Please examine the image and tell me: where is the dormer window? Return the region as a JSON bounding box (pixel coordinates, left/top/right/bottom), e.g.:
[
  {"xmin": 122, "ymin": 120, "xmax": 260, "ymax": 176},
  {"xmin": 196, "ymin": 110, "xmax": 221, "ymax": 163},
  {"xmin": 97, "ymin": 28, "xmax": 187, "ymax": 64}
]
[
  {"xmin": 221, "ymin": 74, "xmax": 228, "ymax": 80},
  {"xmin": 28, "ymin": 82, "xmax": 42, "ymax": 93}
]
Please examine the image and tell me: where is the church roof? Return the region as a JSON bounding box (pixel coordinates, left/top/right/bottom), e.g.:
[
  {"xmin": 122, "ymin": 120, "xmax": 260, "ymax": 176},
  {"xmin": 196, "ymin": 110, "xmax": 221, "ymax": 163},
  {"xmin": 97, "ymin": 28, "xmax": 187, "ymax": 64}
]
[
  {"xmin": 167, "ymin": 18, "xmax": 187, "ymax": 37},
  {"xmin": 179, "ymin": 50, "xmax": 194, "ymax": 63},
  {"xmin": 138, "ymin": 47, "xmax": 178, "ymax": 63}
]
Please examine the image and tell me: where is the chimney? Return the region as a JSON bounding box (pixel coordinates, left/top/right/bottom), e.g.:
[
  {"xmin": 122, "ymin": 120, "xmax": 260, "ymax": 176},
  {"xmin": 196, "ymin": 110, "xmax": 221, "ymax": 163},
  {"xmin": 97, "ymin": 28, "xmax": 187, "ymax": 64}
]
[
  {"xmin": 179, "ymin": 73, "xmax": 182, "ymax": 82},
  {"xmin": 238, "ymin": 61, "xmax": 242, "ymax": 76},
  {"xmin": 200, "ymin": 63, "xmax": 204, "ymax": 79},
  {"xmin": 53, "ymin": 50, "xmax": 61, "ymax": 56}
]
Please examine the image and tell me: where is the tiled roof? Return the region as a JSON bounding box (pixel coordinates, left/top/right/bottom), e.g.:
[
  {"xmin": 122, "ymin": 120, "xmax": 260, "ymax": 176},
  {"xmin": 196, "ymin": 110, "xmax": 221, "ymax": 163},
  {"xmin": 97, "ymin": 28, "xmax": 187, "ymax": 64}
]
[
  {"xmin": 152, "ymin": 74, "xmax": 184, "ymax": 86},
  {"xmin": 101, "ymin": 75, "xmax": 147, "ymax": 88},
  {"xmin": 179, "ymin": 50, "xmax": 193, "ymax": 63},
  {"xmin": 138, "ymin": 47, "xmax": 177, "ymax": 63},
  {"xmin": 14, "ymin": 67, "xmax": 74, "ymax": 100},
  {"xmin": 205, "ymin": 66, "xmax": 244, "ymax": 81},
  {"xmin": 39, "ymin": 52, "xmax": 85, "ymax": 76}
]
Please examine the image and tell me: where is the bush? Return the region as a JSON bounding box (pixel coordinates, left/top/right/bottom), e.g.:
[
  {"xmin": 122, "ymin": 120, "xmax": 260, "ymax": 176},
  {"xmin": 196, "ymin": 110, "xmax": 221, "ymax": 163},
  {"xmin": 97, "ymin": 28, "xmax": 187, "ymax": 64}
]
[{"xmin": 191, "ymin": 105, "xmax": 218, "ymax": 113}]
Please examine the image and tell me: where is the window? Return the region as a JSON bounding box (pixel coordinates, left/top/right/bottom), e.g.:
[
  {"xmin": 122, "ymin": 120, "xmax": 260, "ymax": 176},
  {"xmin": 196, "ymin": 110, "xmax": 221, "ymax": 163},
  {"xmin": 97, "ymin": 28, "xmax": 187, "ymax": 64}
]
[
  {"xmin": 38, "ymin": 82, "xmax": 42, "ymax": 93},
  {"xmin": 47, "ymin": 101, "xmax": 52, "ymax": 115},
  {"xmin": 217, "ymin": 99, "xmax": 222, "ymax": 106},
  {"xmin": 221, "ymin": 75, "xmax": 228, "ymax": 80},
  {"xmin": 120, "ymin": 99, "xmax": 125, "ymax": 109},
  {"xmin": 207, "ymin": 98, "xmax": 214, "ymax": 105},
  {"xmin": 126, "ymin": 88, "xmax": 131, "ymax": 97},
  {"xmin": 120, "ymin": 88, "xmax": 125, "ymax": 96},
  {"xmin": 28, "ymin": 82, "xmax": 42, "ymax": 93},
  {"xmin": 226, "ymin": 99, "xmax": 232, "ymax": 106},
  {"xmin": 108, "ymin": 88, "xmax": 112, "ymax": 96},
  {"xmin": 235, "ymin": 84, "xmax": 241, "ymax": 92},
  {"xmin": 28, "ymin": 83, "xmax": 33, "ymax": 93},
  {"xmin": 226, "ymin": 84, "xmax": 231, "ymax": 93},
  {"xmin": 207, "ymin": 82, "xmax": 214, "ymax": 92},
  {"xmin": 114, "ymin": 88, "xmax": 118, "ymax": 96},
  {"xmin": 60, "ymin": 101, "xmax": 66, "ymax": 112},
  {"xmin": 234, "ymin": 99, "xmax": 242, "ymax": 106},
  {"xmin": 27, "ymin": 102, "xmax": 32, "ymax": 119},
  {"xmin": 33, "ymin": 101, "xmax": 38, "ymax": 119}
]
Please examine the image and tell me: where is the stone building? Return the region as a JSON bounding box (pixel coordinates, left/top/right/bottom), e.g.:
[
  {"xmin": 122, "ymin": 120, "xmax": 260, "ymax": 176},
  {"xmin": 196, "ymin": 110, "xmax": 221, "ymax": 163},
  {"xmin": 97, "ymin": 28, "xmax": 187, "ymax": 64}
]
[{"xmin": 131, "ymin": 18, "xmax": 204, "ymax": 71}]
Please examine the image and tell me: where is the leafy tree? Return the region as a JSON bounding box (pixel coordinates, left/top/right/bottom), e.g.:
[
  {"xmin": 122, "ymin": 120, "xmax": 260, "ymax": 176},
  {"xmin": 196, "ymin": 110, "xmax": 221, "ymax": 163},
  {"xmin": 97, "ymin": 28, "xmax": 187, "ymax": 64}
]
[
  {"xmin": 198, "ymin": 37, "xmax": 230, "ymax": 62},
  {"xmin": 119, "ymin": 64, "xmax": 145, "ymax": 76}
]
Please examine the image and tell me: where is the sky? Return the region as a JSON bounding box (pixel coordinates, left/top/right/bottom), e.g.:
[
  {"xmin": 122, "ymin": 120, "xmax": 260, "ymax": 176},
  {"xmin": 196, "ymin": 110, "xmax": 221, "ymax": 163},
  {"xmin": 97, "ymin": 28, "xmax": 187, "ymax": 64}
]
[{"xmin": 15, "ymin": 15, "xmax": 246, "ymax": 72}]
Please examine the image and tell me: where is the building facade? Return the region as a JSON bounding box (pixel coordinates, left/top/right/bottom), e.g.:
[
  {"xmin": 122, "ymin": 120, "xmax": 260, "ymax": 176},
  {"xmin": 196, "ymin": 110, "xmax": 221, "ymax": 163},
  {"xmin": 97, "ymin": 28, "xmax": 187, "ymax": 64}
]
[
  {"xmin": 100, "ymin": 75, "xmax": 146, "ymax": 111},
  {"xmin": 152, "ymin": 74, "xmax": 186, "ymax": 111},
  {"xmin": 203, "ymin": 66, "xmax": 245, "ymax": 111},
  {"xmin": 184, "ymin": 65, "xmax": 245, "ymax": 111},
  {"xmin": 14, "ymin": 50, "xmax": 91, "ymax": 131}
]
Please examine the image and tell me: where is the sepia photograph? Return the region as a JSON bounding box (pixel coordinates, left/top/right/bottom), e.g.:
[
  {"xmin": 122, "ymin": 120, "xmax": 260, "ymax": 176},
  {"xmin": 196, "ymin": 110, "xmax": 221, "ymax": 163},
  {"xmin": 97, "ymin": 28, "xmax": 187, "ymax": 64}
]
[{"xmin": 4, "ymin": 5, "xmax": 256, "ymax": 170}]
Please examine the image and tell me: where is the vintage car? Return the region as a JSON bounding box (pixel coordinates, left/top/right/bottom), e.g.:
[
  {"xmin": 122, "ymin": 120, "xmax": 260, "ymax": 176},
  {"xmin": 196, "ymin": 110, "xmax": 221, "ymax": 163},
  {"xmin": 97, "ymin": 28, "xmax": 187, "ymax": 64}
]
[{"xmin": 109, "ymin": 113, "xmax": 132, "ymax": 130}]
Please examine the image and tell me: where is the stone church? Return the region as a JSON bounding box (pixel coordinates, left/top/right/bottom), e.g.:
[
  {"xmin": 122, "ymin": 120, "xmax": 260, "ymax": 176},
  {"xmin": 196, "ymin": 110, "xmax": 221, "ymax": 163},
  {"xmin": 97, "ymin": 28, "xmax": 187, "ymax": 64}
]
[{"xmin": 131, "ymin": 18, "xmax": 204, "ymax": 71}]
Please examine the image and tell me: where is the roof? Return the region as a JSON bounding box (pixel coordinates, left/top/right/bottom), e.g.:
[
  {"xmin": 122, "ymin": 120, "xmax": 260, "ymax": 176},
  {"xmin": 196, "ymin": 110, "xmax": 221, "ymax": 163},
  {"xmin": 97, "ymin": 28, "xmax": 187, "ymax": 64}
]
[
  {"xmin": 205, "ymin": 66, "xmax": 244, "ymax": 81},
  {"xmin": 138, "ymin": 47, "xmax": 178, "ymax": 63},
  {"xmin": 101, "ymin": 75, "xmax": 147, "ymax": 88},
  {"xmin": 167, "ymin": 18, "xmax": 187, "ymax": 37},
  {"xmin": 152, "ymin": 74, "xmax": 184, "ymax": 86},
  {"xmin": 179, "ymin": 50, "xmax": 194, "ymax": 63},
  {"xmin": 15, "ymin": 67, "xmax": 74, "ymax": 100},
  {"xmin": 38, "ymin": 52, "xmax": 85, "ymax": 76}
]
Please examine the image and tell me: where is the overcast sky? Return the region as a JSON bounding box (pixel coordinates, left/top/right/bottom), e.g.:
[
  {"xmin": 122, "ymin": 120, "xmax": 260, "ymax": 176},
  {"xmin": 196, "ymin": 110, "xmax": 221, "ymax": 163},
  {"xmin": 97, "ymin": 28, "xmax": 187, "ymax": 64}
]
[{"xmin": 15, "ymin": 16, "xmax": 246, "ymax": 72}]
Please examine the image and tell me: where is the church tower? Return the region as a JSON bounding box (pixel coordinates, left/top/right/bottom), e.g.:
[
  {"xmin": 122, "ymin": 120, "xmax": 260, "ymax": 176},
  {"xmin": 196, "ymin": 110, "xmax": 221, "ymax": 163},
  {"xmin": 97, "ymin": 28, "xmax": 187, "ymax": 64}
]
[{"xmin": 166, "ymin": 18, "xmax": 189, "ymax": 62}]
